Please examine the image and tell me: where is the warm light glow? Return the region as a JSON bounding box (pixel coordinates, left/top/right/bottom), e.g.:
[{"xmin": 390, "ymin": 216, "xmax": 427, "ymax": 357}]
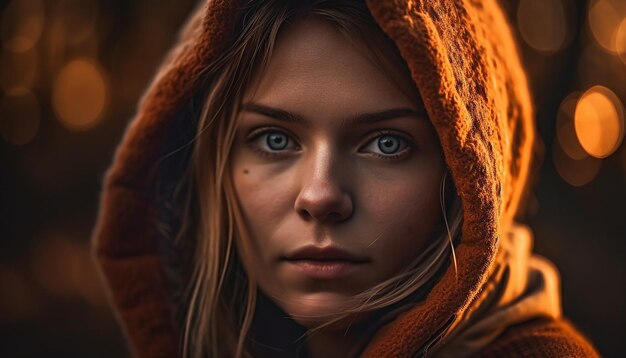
[
  {"xmin": 0, "ymin": 88, "xmax": 40, "ymax": 145},
  {"xmin": 55, "ymin": 0, "xmax": 99, "ymax": 46},
  {"xmin": 617, "ymin": 17, "xmax": 626, "ymax": 64},
  {"xmin": 556, "ymin": 92, "xmax": 588, "ymax": 160},
  {"xmin": 574, "ymin": 85, "xmax": 624, "ymax": 158},
  {"xmin": 576, "ymin": 44, "xmax": 626, "ymax": 93},
  {"xmin": 517, "ymin": 0, "xmax": 568, "ymax": 53},
  {"xmin": 30, "ymin": 235, "xmax": 107, "ymax": 306},
  {"xmin": 553, "ymin": 141, "xmax": 602, "ymax": 187},
  {"xmin": 43, "ymin": 19, "xmax": 68, "ymax": 76},
  {"xmin": 621, "ymin": 143, "xmax": 626, "ymax": 178},
  {"xmin": 0, "ymin": 266, "xmax": 38, "ymax": 321},
  {"xmin": 588, "ymin": 0, "xmax": 624, "ymax": 53},
  {"xmin": 31, "ymin": 236, "xmax": 81, "ymax": 298},
  {"xmin": 52, "ymin": 58, "xmax": 108, "ymax": 131},
  {"xmin": 0, "ymin": 47, "xmax": 38, "ymax": 92},
  {"xmin": 1, "ymin": 0, "xmax": 45, "ymax": 53}
]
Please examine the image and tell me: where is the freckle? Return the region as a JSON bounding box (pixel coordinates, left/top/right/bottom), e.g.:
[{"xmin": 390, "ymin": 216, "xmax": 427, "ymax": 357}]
[
  {"xmin": 243, "ymin": 169, "xmax": 249, "ymax": 174},
  {"xmin": 407, "ymin": 226, "xmax": 413, "ymax": 233}
]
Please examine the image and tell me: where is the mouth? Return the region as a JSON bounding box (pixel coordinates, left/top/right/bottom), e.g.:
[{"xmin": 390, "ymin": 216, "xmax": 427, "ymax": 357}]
[{"xmin": 282, "ymin": 245, "xmax": 369, "ymax": 279}]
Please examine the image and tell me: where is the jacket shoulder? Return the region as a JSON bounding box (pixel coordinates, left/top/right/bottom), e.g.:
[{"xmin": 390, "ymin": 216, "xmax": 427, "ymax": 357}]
[{"xmin": 474, "ymin": 318, "xmax": 600, "ymax": 358}]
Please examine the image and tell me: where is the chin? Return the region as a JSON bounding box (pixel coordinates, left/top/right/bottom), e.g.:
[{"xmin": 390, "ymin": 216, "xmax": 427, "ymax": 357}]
[{"xmin": 280, "ymin": 291, "xmax": 366, "ymax": 329}]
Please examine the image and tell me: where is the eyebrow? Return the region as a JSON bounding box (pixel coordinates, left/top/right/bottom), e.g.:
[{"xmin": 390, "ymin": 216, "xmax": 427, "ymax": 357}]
[{"xmin": 241, "ymin": 103, "xmax": 427, "ymax": 127}]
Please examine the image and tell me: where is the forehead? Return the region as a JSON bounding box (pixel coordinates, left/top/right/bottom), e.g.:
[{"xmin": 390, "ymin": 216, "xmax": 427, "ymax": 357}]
[{"xmin": 244, "ymin": 16, "xmax": 422, "ymax": 115}]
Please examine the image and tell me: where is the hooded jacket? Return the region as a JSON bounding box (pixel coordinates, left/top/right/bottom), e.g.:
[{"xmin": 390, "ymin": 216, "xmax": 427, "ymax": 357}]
[{"xmin": 92, "ymin": 0, "xmax": 599, "ymax": 357}]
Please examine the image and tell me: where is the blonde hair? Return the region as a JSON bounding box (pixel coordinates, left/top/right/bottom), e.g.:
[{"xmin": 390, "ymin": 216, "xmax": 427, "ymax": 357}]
[{"xmin": 178, "ymin": 1, "xmax": 463, "ymax": 356}]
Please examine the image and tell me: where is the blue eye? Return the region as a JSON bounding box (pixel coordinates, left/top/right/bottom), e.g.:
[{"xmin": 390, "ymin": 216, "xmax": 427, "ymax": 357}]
[
  {"xmin": 377, "ymin": 135, "xmax": 400, "ymax": 154},
  {"xmin": 362, "ymin": 133, "xmax": 412, "ymax": 157},
  {"xmin": 267, "ymin": 132, "xmax": 288, "ymax": 150},
  {"xmin": 249, "ymin": 129, "xmax": 298, "ymax": 155}
]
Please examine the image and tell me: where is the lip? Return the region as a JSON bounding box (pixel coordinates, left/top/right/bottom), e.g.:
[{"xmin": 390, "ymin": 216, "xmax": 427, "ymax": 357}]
[
  {"xmin": 283, "ymin": 245, "xmax": 369, "ymax": 279},
  {"xmin": 285, "ymin": 245, "xmax": 369, "ymax": 262}
]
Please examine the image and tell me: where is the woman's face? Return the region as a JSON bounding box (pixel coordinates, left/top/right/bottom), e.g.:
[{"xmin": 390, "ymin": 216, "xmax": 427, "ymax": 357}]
[{"xmin": 230, "ymin": 17, "xmax": 445, "ymax": 328}]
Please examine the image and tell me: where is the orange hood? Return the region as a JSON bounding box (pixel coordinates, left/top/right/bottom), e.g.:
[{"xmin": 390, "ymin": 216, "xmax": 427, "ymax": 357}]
[{"xmin": 92, "ymin": 0, "xmax": 548, "ymax": 357}]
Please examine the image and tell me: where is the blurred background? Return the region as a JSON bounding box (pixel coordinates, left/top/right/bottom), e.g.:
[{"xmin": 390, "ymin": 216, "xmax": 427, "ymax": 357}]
[{"xmin": 0, "ymin": 0, "xmax": 624, "ymax": 356}]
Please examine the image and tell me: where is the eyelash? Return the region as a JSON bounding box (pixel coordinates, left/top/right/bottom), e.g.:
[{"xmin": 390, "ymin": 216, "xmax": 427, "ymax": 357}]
[
  {"xmin": 362, "ymin": 130, "xmax": 416, "ymax": 161},
  {"xmin": 245, "ymin": 128, "xmax": 416, "ymax": 161},
  {"xmin": 246, "ymin": 127, "xmax": 301, "ymax": 158}
]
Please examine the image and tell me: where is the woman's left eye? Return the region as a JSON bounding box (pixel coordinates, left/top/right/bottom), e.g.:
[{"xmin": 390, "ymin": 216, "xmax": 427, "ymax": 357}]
[
  {"xmin": 249, "ymin": 129, "xmax": 299, "ymax": 154},
  {"xmin": 361, "ymin": 133, "xmax": 413, "ymax": 157}
]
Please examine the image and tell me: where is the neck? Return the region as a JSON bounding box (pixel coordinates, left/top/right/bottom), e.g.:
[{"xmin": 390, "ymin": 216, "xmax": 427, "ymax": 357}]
[
  {"xmin": 304, "ymin": 300, "xmax": 419, "ymax": 357},
  {"xmin": 250, "ymin": 293, "xmax": 400, "ymax": 357},
  {"xmin": 306, "ymin": 327, "xmax": 364, "ymax": 358}
]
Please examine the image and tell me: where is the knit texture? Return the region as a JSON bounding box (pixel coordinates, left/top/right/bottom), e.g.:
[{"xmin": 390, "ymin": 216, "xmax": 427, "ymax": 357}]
[
  {"xmin": 92, "ymin": 1, "xmax": 245, "ymax": 357},
  {"xmin": 475, "ymin": 318, "xmax": 600, "ymax": 358},
  {"xmin": 362, "ymin": 0, "xmax": 534, "ymax": 354}
]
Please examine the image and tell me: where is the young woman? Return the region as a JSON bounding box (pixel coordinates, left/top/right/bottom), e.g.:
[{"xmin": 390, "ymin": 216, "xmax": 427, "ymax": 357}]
[{"xmin": 92, "ymin": 0, "xmax": 599, "ymax": 357}]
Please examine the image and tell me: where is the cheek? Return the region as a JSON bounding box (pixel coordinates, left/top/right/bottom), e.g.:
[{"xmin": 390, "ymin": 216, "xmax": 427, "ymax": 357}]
[
  {"xmin": 231, "ymin": 161, "xmax": 295, "ymax": 256},
  {"xmin": 363, "ymin": 171, "xmax": 443, "ymax": 273}
]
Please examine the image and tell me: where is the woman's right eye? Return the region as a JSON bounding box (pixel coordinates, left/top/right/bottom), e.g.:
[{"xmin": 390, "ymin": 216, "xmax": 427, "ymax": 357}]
[{"xmin": 249, "ymin": 129, "xmax": 299, "ymax": 155}]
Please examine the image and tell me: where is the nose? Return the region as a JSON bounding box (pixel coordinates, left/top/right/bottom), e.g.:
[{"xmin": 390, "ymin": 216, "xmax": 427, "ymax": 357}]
[{"xmin": 294, "ymin": 147, "xmax": 353, "ymax": 223}]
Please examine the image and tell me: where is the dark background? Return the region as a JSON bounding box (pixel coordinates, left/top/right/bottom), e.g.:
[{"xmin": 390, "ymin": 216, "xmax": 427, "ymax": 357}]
[{"xmin": 1, "ymin": 0, "xmax": 624, "ymax": 356}]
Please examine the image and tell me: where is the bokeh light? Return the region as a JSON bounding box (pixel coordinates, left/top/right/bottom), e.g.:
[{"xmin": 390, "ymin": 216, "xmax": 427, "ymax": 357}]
[
  {"xmin": 30, "ymin": 233, "xmax": 107, "ymax": 306},
  {"xmin": 0, "ymin": 0, "xmax": 623, "ymax": 356},
  {"xmin": 0, "ymin": 47, "xmax": 38, "ymax": 92},
  {"xmin": 617, "ymin": 17, "xmax": 626, "ymax": 65},
  {"xmin": 1, "ymin": 0, "xmax": 45, "ymax": 53},
  {"xmin": 587, "ymin": 0, "xmax": 625, "ymax": 53},
  {"xmin": 574, "ymin": 85, "xmax": 624, "ymax": 158},
  {"xmin": 0, "ymin": 266, "xmax": 39, "ymax": 322},
  {"xmin": 576, "ymin": 44, "xmax": 626, "ymax": 99},
  {"xmin": 553, "ymin": 140, "xmax": 602, "ymax": 187},
  {"xmin": 556, "ymin": 92, "xmax": 588, "ymax": 160},
  {"xmin": 52, "ymin": 58, "xmax": 108, "ymax": 131},
  {"xmin": 0, "ymin": 88, "xmax": 40, "ymax": 146},
  {"xmin": 43, "ymin": 18, "xmax": 68, "ymax": 79},
  {"xmin": 517, "ymin": 0, "xmax": 569, "ymax": 53},
  {"xmin": 621, "ymin": 142, "xmax": 626, "ymax": 177},
  {"xmin": 54, "ymin": 0, "xmax": 99, "ymax": 46}
]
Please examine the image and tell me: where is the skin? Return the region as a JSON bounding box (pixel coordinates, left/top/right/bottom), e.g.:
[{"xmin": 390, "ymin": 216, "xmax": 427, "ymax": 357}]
[{"xmin": 230, "ymin": 17, "xmax": 446, "ymax": 357}]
